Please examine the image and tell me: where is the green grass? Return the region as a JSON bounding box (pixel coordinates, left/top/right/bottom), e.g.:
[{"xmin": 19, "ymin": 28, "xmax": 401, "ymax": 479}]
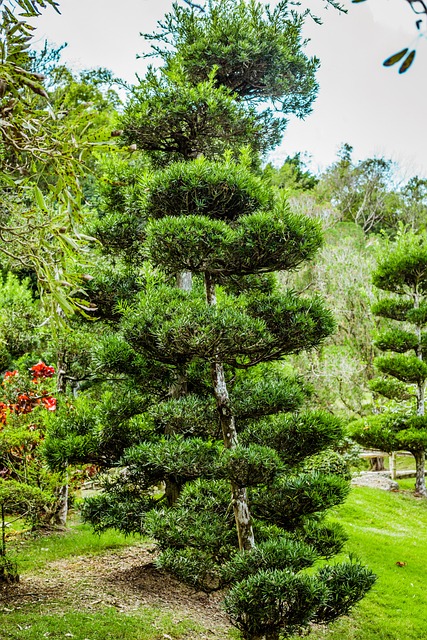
[
  {"xmin": 6, "ymin": 515, "xmax": 141, "ymax": 574},
  {"xmin": 3, "ymin": 490, "xmax": 427, "ymax": 639},
  {"xmin": 303, "ymin": 486, "xmax": 427, "ymax": 640},
  {"xmin": 0, "ymin": 607, "xmax": 201, "ymax": 640}
]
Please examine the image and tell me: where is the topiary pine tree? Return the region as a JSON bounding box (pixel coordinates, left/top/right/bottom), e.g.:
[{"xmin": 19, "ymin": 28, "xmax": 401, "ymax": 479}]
[
  {"xmin": 43, "ymin": 2, "xmax": 375, "ymax": 636},
  {"xmin": 54, "ymin": 154, "xmax": 375, "ymax": 640},
  {"xmin": 120, "ymin": 0, "xmax": 320, "ymax": 165},
  {"xmin": 351, "ymin": 230, "xmax": 427, "ymax": 496}
]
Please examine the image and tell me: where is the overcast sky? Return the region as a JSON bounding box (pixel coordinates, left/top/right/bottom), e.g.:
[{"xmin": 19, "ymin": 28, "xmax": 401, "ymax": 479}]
[{"xmin": 31, "ymin": 0, "xmax": 427, "ymax": 178}]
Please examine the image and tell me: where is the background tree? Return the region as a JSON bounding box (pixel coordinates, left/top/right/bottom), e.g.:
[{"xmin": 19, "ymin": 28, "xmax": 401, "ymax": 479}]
[
  {"xmin": 287, "ymin": 222, "xmax": 378, "ymax": 419},
  {"xmin": 0, "ymin": 0, "xmax": 120, "ymax": 318},
  {"xmin": 351, "ymin": 230, "xmax": 427, "ymax": 496},
  {"xmin": 314, "ymin": 145, "xmax": 400, "ymax": 234}
]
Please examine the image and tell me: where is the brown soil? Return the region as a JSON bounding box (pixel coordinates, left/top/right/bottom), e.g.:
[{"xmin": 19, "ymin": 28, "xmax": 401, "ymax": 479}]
[{"xmin": 0, "ymin": 542, "xmax": 232, "ymax": 639}]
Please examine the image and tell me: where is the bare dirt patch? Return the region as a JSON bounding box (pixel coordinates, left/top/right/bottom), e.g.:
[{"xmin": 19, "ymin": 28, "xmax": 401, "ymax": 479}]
[{"xmin": 0, "ymin": 543, "xmax": 231, "ymax": 639}]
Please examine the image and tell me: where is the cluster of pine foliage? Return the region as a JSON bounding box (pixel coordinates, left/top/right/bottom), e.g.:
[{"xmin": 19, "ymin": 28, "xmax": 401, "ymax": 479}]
[{"xmin": 4, "ymin": 0, "xmax": 427, "ymax": 637}]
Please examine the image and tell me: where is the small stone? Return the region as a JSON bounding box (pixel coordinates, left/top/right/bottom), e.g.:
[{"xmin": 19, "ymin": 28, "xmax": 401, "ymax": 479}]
[{"xmin": 351, "ymin": 471, "xmax": 399, "ymax": 491}]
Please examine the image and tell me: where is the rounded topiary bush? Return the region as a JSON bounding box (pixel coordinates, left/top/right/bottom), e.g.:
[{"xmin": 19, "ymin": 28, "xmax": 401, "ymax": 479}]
[{"xmin": 143, "ymin": 157, "xmax": 272, "ymax": 221}]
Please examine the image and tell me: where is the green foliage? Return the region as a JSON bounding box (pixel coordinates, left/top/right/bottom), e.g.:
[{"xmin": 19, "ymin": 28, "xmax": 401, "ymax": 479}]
[
  {"xmin": 149, "ymin": 395, "xmax": 218, "ymax": 437},
  {"xmin": 220, "ymin": 536, "xmax": 319, "ymax": 584},
  {"xmin": 146, "ymin": 0, "xmax": 319, "ymax": 109},
  {"xmin": 145, "ymin": 486, "xmax": 237, "ymax": 557},
  {"xmin": 43, "ymin": 388, "xmax": 150, "ymax": 469},
  {"xmin": 313, "ymin": 561, "xmax": 377, "ymax": 624},
  {"xmin": 144, "ymin": 156, "xmax": 271, "ymax": 221},
  {"xmin": 122, "ymin": 436, "xmax": 220, "ymax": 485},
  {"xmin": 224, "ymin": 569, "xmax": 327, "ymax": 639},
  {"xmin": 217, "ymin": 444, "xmax": 282, "ymax": 487},
  {"xmin": 264, "ymin": 154, "xmax": 319, "ymax": 192},
  {"xmin": 371, "ymin": 298, "xmax": 413, "ymax": 322},
  {"xmin": 232, "ymin": 374, "xmax": 308, "ymax": 419},
  {"xmin": 368, "ymin": 376, "xmax": 414, "ymax": 401},
  {"xmin": 0, "ymin": 8, "xmax": 116, "ymax": 318},
  {"xmin": 155, "ymin": 546, "xmax": 221, "ymax": 591},
  {"xmin": 241, "ymin": 411, "xmax": 343, "ymax": 467},
  {"xmin": 297, "ymin": 520, "xmax": 348, "ymax": 559},
  {"xmin": 374, "ymin": 353, "xmax": 427, "ymax": 384},
  {"xmin": 374, "ymin": 328, "xmax": 419, "ymax": 354},
  {"xmin": 244, "ymin": 290, "xmax": 335, "ymax": 359},
  {"xmin": 373, "ymin": 232, "xmax": 427, "ymax": 294},
  {"xmin": 0, "ymin": 272, "xmax": 46, "ymax": 368},
  {"xmin": 303, "ymin": 450, "xmax": 351, "ymax": 480},
  {"xmin": 251, "ymin": 473, "xmax": 350, "ymax": 530},
  {"xmin": 121, "ymin": 67, "xmax": 281, "ymax": 160},
  {"xmin": 314, "ymin": 148, "xmax": 399, "ymax": 234},
  {"xmin": 350, "ymin": 413, "xmax": 400, "ymax": 453},
  {"xmin": 81, "ymin": 491, "xmax": 156, "ymax": 536},
  {"xmin": 0, "ymin": 478, "xmax": 55, "ymax": 527},
  {"xmin": 147, "ymin": 206, "xmax": 324, "ymax": 277}
]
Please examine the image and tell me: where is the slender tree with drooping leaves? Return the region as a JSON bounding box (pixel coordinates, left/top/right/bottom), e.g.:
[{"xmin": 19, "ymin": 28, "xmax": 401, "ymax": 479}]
[
  {"xmin": 351, "ymin": 230, "xmax": 427, "ymax": 496},
  {"xmin": 0, "ymin": 1, "xmax": 121, "ymax": 320}
]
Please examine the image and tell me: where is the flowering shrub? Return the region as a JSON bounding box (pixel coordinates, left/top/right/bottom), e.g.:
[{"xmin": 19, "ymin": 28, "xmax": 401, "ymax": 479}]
[
  {"xmin": 30, "ymin": 362, "xmax": 55, "ymax": 383},
  {"xmin": 0, "ymin": 362, "xmax": 56, "ymax": 426}
]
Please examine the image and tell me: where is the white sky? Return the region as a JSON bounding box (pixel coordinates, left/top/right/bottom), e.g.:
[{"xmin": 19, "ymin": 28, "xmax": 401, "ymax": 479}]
[{"xmin": 31, "ymin": 0, "xmax": 427, "ymax": 178}]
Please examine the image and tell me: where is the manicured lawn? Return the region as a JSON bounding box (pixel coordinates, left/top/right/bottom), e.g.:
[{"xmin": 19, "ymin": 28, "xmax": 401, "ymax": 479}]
[
  {"xmin": 303, "ymin": 485, "xmax": 427, "ymax": 640},
  {"xmin": 3, "ymin": 487, "xmax": 427, "ymax": 640},
  {"xmin": 0, "ymin": 608, "xmax": 201, "ymax": 640},
  {"xmin": 6, "ymin": 517, "xmax": 141, "ymax": 574}
]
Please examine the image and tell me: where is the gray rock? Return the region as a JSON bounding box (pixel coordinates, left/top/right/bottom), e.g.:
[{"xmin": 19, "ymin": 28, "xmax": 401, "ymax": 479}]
[{"xmin": 351, "ymin": 471, "xmax": 399, "ymax": 491}]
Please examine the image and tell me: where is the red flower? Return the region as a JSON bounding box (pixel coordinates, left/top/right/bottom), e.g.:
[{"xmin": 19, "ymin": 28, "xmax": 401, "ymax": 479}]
[
  {"xmin": 0, "ymin": 402, "xmax": 8, "ymax": 425},
  {"xmin": 3, "ymin": 370, "xmax": 18, "ymax": 381},
  {"xmin": 41, "ymin": 396, "xmax": 56, "ymax": 411},
  {"xmin": 30, "ymin": 362, "xmax": 55, "ymax": 383}
]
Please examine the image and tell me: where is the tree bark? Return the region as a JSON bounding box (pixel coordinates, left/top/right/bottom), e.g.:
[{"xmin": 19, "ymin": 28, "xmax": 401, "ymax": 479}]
[
  {"xmin": 54, "ymin": 482, "xmax": 68, "ymax": 527},
  {"xmin": 414, "ymin": 450, "xmax": 427, "ymax": 497},
  {"xmin": 176, "ymin": 271, "xmax": 192, "ymax": 291},
  {"xmin": 205, "ymin": 272, "xmax": 255, "ymax": 551},
  {"xmin": 369, "ymin": 457, "xmax": 385, "ymax": 472}
]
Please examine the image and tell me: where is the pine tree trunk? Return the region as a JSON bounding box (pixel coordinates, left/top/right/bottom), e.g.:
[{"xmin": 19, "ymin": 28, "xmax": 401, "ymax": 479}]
[
  {"xmin": 165, "ymin": 481, "xmax": 181, "ymax": 507},
  {"xmin": 369, "ymin": 457, "xmax": 385, "ymax": 471},
  {"xmin": 54, "ymin": 482, "xmax": 68, "ymax": 527},
  {"xmin": 414, "ymin": 451, "xmax": 427, "ymax": 496},
  {"xmin": 176, "ymin": 271, "xmax": 192, "ymax": 291},
  {"xmin": 205, "ymin": 272, "xmax": 255, "ymax": 551}
]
